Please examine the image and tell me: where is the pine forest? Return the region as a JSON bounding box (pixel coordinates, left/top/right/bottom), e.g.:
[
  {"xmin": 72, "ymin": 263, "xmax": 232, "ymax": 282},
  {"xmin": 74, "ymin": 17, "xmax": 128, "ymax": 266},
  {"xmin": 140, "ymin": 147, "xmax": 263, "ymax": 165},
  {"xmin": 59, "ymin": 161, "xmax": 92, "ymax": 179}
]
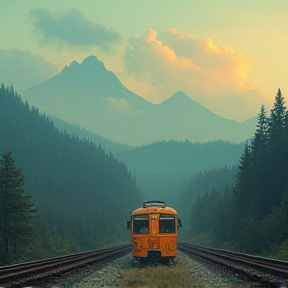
[
  {"xmin": 0, "ymin": 85, "xmax": 143, "ymax": 265},
  {"xmin": 183, "ymin": 89, "xmax": 288, "ymax": 259}
]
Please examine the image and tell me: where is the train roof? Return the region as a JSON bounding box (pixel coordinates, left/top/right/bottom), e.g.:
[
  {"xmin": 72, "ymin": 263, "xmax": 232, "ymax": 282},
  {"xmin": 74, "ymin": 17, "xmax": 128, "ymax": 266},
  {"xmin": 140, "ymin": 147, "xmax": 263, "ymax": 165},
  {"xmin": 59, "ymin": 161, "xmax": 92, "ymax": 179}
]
[{"xmin": 131, "ymin": 201, "xmax": 178, "ymax": 215}]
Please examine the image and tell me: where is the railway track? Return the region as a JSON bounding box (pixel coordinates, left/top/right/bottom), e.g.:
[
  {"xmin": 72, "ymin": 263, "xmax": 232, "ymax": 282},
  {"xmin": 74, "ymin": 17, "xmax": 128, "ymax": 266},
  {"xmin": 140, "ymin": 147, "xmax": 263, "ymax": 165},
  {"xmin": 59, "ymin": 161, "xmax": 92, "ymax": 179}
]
[
  {"xmin": 0, "ymin": 243, "xmax": 131, "ymax": 287},
  {"xmin": 3, "ymin": 242, "xmax": 288, "ymax": 287},
  {"xmin": 178, "ymin": 242, "xmax": 288, "ymax": 287}
]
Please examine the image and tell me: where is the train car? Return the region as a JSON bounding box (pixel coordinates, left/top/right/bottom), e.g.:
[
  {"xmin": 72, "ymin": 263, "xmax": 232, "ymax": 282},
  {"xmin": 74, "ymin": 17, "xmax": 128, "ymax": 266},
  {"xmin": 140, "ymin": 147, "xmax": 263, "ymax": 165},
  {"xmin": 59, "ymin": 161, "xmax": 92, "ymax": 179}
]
[{"xmin": 127, "ymin": 201, "xmax": 182, "ymax": 263}]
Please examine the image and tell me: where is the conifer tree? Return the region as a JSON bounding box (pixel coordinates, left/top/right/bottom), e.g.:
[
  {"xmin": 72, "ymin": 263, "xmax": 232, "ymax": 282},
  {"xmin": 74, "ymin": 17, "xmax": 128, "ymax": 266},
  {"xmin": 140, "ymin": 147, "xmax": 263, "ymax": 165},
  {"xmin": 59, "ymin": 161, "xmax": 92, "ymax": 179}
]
[
  {"xmin": 267, "ymin": 88, "xmax": 287, "ymax": 210},
  {"xmin": 252, "ymin": 104, "xmax": 269, "ymax": 154},
  {"xmin": 0, "ymin": 152, "xmax": 36, "ymax": 265},
  {"xmin": 231, "ymin": 90, "xmax": 288, "ymax": 251},
  {"xmin": 234, "ymin": 144, "xmax": 252, "ymax": 208},
  {"xmin": 249, "ymin": 104, "xmax": 270, "ymax": 216}
]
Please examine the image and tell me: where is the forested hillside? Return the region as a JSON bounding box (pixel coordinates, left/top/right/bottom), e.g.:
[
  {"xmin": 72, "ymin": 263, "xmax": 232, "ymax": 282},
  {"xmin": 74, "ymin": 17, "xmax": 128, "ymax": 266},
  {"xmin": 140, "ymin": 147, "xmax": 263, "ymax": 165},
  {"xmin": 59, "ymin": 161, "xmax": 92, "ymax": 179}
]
[
  {"xmin": 185, "ymin": 89, "xmax": 288, "ymax": 259},
  {"xmin": 115, "ymin": 140, "xmax": 245, "ymax": 204},
  {"xmin": 179, "ymin": 166, "xmax": 237, "ymax": 240},
  {"xmin": 0, "ymin": 84, "xmax": 143, "ymax": 261},
  {"xmin": 48, "ymin": 118, "xmax": 246, "ymax": 206}
]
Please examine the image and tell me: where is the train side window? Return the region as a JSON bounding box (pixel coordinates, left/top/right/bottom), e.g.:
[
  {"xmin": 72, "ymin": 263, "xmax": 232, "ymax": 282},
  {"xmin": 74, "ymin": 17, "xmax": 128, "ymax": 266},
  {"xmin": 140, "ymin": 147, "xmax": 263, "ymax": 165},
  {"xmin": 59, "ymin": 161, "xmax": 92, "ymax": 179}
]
[
  {"xmin": 159, "ymin": 214, "xmax": 175, "ymax": 233},
  {"xmin": 133, "ymin": 215, "xmax": 149, "ymax": 234}
]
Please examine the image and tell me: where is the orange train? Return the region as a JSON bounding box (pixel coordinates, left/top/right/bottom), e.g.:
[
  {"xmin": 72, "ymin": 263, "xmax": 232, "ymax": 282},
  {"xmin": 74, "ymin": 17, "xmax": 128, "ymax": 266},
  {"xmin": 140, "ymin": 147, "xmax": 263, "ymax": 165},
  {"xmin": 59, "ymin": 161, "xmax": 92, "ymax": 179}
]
[{"xmin": 127, "ymin": 201, "xmax": 182, "ymax": 263}]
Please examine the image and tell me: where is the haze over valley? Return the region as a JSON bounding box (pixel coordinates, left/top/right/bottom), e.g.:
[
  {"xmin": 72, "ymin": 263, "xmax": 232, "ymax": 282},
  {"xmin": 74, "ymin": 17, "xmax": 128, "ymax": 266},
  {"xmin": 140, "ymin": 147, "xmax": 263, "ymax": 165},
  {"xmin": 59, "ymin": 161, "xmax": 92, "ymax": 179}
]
[{"xmin": 22, "ymin": 55, "xmax": 257, "ymax": 146}]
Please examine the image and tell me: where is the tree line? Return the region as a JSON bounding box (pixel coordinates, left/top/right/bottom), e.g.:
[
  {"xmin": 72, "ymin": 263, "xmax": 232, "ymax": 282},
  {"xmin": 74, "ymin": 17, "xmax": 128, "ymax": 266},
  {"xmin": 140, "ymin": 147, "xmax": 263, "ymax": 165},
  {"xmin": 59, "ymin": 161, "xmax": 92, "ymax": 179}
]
[
  {"xmin": 0, "ymin": 84, "xmax": 143, "ymax": 265},
  {"xmin": 185, "ymin": 89, "xmax": 288, "ymax": 259}
]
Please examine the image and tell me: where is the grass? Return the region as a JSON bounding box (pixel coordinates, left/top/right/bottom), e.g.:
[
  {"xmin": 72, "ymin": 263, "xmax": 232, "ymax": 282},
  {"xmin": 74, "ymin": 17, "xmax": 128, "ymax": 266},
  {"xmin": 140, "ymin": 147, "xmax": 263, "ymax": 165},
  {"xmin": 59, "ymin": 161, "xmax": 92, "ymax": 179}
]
[{"xmin": 119, "ymin": 264, "xmax": 198, "ymax": 288}]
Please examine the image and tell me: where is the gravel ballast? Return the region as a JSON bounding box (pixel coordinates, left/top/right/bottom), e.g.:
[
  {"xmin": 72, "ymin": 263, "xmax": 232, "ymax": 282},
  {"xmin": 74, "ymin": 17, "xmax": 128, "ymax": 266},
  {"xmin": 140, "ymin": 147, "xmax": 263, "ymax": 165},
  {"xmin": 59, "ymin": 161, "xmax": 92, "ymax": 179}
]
[{"xmin": 53, "ymin": 250, "xmax": 255, "ymax": 288}]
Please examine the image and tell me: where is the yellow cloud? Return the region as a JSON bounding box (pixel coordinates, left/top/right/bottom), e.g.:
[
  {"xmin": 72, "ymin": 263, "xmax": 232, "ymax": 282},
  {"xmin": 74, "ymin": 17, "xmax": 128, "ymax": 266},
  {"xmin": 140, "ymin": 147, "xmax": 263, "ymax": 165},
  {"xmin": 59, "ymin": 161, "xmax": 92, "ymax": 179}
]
[
  {"xmin": 121, "ymin": 28, "xmax": 264, "ymax": 121},
  {"xmin": 146, "ymin": 29, "xmax": 157, "ymax": 43},
  {"xmin": 198, "ymin": 37, "xmax": 257, "ymax": 90},
  {"xmin": 202, "ymin": 38, "xmax": 220, "ymax": 53},
  {"xmin": 139, "ymin": 29, "xmax": 201, "ymax": 74}
]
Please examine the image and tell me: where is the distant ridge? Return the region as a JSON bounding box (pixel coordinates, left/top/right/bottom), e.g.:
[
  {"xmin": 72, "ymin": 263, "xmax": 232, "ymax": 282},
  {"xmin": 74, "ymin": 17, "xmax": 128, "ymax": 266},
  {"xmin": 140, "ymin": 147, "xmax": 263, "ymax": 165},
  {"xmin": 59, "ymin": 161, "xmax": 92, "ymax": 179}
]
[{"xmin": 22, "ymin": 55, "xmax": 257, "ymax": 145}]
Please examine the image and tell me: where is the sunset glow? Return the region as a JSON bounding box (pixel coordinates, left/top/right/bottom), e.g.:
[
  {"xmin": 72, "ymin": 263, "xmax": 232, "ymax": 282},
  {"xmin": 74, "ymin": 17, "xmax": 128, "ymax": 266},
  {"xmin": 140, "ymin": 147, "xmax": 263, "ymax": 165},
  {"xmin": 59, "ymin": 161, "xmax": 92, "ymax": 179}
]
[{"xmin": 1, "ymin": 0, "xmax": 287, "ymax": 121}]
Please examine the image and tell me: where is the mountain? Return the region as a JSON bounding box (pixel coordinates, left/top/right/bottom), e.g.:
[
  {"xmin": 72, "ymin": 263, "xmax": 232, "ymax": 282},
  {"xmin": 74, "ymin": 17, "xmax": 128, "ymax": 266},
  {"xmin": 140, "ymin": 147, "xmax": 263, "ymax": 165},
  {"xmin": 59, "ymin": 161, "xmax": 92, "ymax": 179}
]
[{"xmin": 22, "ymin": 55, "xmax": 257, "ymax": 145}]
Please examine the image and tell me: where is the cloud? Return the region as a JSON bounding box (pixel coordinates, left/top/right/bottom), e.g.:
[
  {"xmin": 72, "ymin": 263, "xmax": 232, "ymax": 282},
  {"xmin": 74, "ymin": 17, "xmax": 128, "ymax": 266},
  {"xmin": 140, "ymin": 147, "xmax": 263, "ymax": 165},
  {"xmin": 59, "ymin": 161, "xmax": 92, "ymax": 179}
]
[
  {"xmin": 0, "ymin": 49, "xmax": 58, "ymax": 92},
  {"xmin": 30, "ymin": 8, "xmax": 121, "ymax": 50},
  {"xmin": 121, "ymin": 28, "xmax": 266, "ymax": 121},
  {"xmin": 163, "ymin": 28, "xmax": 257, "ymax": 90}
]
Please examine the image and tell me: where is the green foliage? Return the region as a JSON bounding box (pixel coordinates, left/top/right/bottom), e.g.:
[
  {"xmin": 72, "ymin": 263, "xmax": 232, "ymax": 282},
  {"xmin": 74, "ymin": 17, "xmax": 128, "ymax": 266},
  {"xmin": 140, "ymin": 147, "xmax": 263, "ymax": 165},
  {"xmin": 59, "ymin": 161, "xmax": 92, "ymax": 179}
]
[
  {"xmin": 259, "ymin": 185, "xmax": 288, "ymax": 256},
  {"xmin": 233, "ymin": 89, "xmax": 288, "ymax": 252},
  {"xmin": 266, "ymin": 89, "xmax": 288, "ymax": 209},
  {"xmin": 0, "ymin": 152, "xmax": 36, "ymax": 265},
  {"xmin": 185, "ymin": 230, "xmax": 216, "ymax": 247},
  {"xmin": 0, "ymin": 85, "xmax": 143, "ymax": 261},
  {"xmin": 238, "ymin": 206, "xmax": 262, "ymax": 253},
  {"xmin": 185, "ymin": 89, "xmax": 288, "ymax": 257},
  {"xmin": 213, "ymin": 188, "xmax": 235, "ymax": 245},
  {"xmin": 272, "ymin": 239, "xmax": 288, "ymax": 260},
  {"xmin": 190, "ymin": 188, "xmax": 221, "ymax": 236},
  {"xmin": 179, "ymin": 166, "xmax": 237, "ymax": 239}
]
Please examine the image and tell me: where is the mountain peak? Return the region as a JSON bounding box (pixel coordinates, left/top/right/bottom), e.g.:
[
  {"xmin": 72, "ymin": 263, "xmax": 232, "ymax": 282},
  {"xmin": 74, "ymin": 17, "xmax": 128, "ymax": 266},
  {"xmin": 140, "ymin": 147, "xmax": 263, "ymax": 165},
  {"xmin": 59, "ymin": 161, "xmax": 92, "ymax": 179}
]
[
  {"xmin": 81, "ymin": 55, "xmax": 105, "ymax": 71},
  {"xmin": 81, "ymin": 55, "xmax": 99, "ymax": 63},
  {"xmin": 163, "ymin": 91, "xmax": 198, "ymax": 106},
  {"xmin": 69, "ymin": 60, "xmax": 80, "ymax": 68},
  {"xmin": 170, "ymin": 91, "xmax": 192, "ymax": 102},
  {"xmin": 160, "ymin": 91, "xmax": 219, "ymax": 118},
  {"xmin": 60, "ymin": 61, "xmax": 79, "ymax": 74},
  {"xmin": 60, "ymin": 55, "xmax": 106, "ymax": 75}
]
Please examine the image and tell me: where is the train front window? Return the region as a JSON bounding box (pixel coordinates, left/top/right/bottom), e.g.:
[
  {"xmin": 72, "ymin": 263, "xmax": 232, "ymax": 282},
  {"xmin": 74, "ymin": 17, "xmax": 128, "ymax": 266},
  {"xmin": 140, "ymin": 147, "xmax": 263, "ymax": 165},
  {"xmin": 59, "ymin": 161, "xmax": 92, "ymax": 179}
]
[
  {"xmin": 133, "ymin": 215, "xmax": 149, "ymax": 234},
  {"xmin": 159, "ymin": 214, "xmax": 175, "ymax": 233}
]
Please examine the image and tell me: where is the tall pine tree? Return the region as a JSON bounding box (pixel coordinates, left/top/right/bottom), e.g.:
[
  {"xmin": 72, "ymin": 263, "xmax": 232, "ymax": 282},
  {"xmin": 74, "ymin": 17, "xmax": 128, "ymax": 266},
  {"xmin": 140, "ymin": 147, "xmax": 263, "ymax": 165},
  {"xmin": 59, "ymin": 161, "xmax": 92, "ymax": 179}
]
[
  {"xmin": 249, "ymin": 104, "xmax": 270, "ymax": 216},
  {"xmin": 0, "ymin": 152, "xmax": 36, "ymax": 265},
  {"xmin": 267, "ymin": 89, "xmax": 288, "ymax": 211},
  {"xmin": 233, "ymin": 144, "xmax": 253, "ymax": 216}
]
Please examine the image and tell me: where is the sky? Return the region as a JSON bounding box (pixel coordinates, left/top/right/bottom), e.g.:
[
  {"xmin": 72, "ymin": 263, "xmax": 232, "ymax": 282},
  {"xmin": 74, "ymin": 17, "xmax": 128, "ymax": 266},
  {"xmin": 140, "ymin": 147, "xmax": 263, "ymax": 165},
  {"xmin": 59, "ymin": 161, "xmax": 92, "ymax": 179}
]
[{"xmin": 1, "ymin": 0, "xmax": 288, "ymax": 122}]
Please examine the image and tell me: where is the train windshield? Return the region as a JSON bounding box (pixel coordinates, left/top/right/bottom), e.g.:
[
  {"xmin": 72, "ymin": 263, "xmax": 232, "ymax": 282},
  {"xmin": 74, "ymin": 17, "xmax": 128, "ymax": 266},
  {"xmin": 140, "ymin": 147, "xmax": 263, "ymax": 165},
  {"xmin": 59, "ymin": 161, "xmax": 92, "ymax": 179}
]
[
  {"xmin": 159, "ymin": 214, "xmax": 176, "ymax": 233},
  {"xmin": 133, "ymin": 215, "xmax": 149, "ymax": 234}
]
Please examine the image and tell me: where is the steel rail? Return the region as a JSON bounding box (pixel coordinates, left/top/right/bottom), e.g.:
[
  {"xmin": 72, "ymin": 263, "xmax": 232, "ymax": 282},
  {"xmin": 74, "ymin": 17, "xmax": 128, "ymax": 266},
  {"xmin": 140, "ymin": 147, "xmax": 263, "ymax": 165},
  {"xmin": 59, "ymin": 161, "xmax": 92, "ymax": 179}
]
[
  {"xmin": 179, "ymin": 242, "xmax": 288, "ymax": 276},
  {"xmin": 178, "ymin": 242, "xmax": 288, "ymax": 284},
  {"xmin": 188, "ymin": 244, "xmax": 288, "ymax": 272},
  {"xmin": 0, "ymin": 243, "xmax": 131, "ymax": 285}
]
